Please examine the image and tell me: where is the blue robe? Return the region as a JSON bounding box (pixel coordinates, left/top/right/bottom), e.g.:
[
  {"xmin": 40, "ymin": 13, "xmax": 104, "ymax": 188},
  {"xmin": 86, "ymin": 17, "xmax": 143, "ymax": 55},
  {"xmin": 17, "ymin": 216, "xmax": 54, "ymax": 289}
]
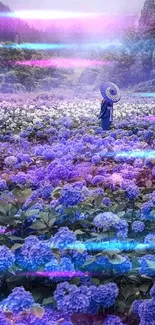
[{"xmin": 99, "ymin": 100, "xmax": 113, "ymax": 130}]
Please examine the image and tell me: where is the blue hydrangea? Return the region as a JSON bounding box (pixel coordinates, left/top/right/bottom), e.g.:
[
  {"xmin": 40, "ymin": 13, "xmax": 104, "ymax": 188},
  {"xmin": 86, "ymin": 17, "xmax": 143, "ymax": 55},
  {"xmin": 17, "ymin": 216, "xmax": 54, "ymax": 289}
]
[
  {"xmin": 125, "ymin": 184, "xmax": 140, "ymax": 200},
  {"xmin": 102, "ymin": 197, "xmax": 111, "ymax": 206},
  {"xmin": 139, "ymin": 299, "xmax": 155, "ymax": 324},
  {"xmin": 51, "ymin": 227, "xmax": 76, "ymax": 250},
  {"xmin": 0, "ymin": 245, "xmax": 15, "ymax": 272},
  {"xmin": 132, "ymin": 221, "xmax": 145, "ymax": 233},
  {"xmin": 0, "ymin": 180, "xmax": 7, "ymax": 191},
  {"xmin": 150, "ymin": 283, "xmax": 155, "ymax": 298},
  {"xmin": 141, "ymin": 201, "xmax": 154, "ymax": 220},
  {"xmin": 70, "ymin": 250, "xmax": 88, "ymax": 269},
  {"xmin": 45, "ymin": 258, "xmax": 59, "ymax": 272},
  {"xmin": 139, "ymin": 255, "xmax": 155, "ymax": 277},
  {"xmin": 132, "ymin": 300, "xmax": 143, "ymax": 316},
  {"xmin": 0, "ymin": 287, "xmax": 35, "ymax": 314},
  {"xmin": 59, "ymin": 185, "xmax": 85, "ymax": 207},
  {"xmin": 59, "ymin": 257, "xmax": 75, "ymax": 272},
  {"xmin": 92, "ymin": 282, "xmax": 118, "ymax": 307},
  {"xmin": 93, "ymin": 212, "xmax": 128, "ymax": 239},
  {"xmin": 103, "ymin": 315, "xmax": 123, "ymax": 325},
  {"xmin": 15, "ymin": 237, "xmax": 54, "ymax": 271},
  {"xmin": 144, "ymin": 233, "xmax": 155, "ymax": 247},
  {"xmin": 40, "ymin": 185, "xmax": 53, "ymax": 199}
]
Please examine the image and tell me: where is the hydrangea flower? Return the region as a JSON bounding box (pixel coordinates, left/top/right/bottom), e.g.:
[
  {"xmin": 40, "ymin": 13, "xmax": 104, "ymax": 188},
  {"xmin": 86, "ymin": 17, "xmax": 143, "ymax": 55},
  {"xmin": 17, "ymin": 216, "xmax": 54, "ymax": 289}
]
[
  {"xmin": 0, "ymin": 179, "xmax": 7, "ymax": 191},
  {"xmin": 91, "ymin": 155, "xmax": 101, "ymax": 164},
  {"xmin": 144, "ymin": 233, "xmax": 155, "ymax": 246},
  {"xmin": 125, "ymin": 184, "xmax": 140, "ymax": 200},
  {"xmin": 92, "ymin": 282, "xmax": 119, "ymax": 307},
  {"xmin": 0, "ymin": 287, "xmax": 35, "ymax": 314},
  {"xmin": 132, "ymin": 300, "xmax": 143, "ymax": 316},
  {"xmin": 0, "ymin": 245, "xmax": 15, "ymax": 272},
  {"xmin": 43, "ymin": 149, "xmax": 56, "ymax": 161},
  {"xmin": 139, "ymin": 255, "xmax": 155, "ymax": 277},
  {"xmin": 138, "ymin": 299, "xmax": 155, "ymax": 324},
  {"xmin": 59, "ymin": 185, "xmax": 85, "ymax": 207},
  {"xmin": 51, "ymin": 227, "xmax": 76, "ymax": 250},
  {"xmin": 49, "ymin": 165, "xmax": 70, "ymax": 182},
  {"xmin": 103, "ymin": 315, "xmax": 123, "ymax": 325},
  {"xmin": 15, "ymin": 237, "xmax": 54, "ymax": 271},
  {"xmin": 0, "ymin": 311, "xmax": 10, "ymax": 325},
  {"xmin": 132, "ymin": 221, "xmax": 145, "ymax": 233},
  {"xmin": 93, "ymin": 212, "xmax": 128, "ymax": 238},
  {"xmin": 150, "ymin": 283, "xmax": 155, "ymax": 298}
]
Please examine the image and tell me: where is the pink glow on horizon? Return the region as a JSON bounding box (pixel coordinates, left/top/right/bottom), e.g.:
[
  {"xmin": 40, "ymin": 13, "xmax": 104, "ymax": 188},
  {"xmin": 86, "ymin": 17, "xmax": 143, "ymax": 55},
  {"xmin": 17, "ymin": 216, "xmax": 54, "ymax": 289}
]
[
  {"xmin": 15, "ymin": 58, "xmax": 109, "ymax": 68},
  {"xmin": 24, "ymin": 15, "xmax": 136, "ymax": 34},
  {"xmin": 2, "ymin": 10, "xmax": 137, "ymax": 34}
]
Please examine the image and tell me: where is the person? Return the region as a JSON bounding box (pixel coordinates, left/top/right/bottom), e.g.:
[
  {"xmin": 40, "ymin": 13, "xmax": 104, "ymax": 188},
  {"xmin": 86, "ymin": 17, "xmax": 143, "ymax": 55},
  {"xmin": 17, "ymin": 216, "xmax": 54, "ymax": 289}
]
[{"xmin": 99, "ymin": 98, "xmax": 113, "ymax": 130}]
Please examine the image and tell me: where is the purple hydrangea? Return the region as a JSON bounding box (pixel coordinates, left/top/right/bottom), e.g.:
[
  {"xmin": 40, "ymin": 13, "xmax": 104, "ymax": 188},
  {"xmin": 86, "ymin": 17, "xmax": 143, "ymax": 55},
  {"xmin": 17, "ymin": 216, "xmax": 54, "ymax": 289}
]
[
  {"xmin": 59, "ymin": 185, "xmax": 85, "ymax": 207},
  {"xmin": 11, "ymin": 172, "xmax": 27, "ymax": 185},
  {"xmin": 0, "ymin": 311, "xmax": 10, "ymax": 325},
  {"xmin": 103, "ymin": 315, "xmax": 123, "ymax": 325},
  {"xmin": 132, "ymin": 221, "xmax": 145, "ymax": 233},
  {"xmin": 49, "ymin": 165, "xmax": 69, "ymax": 182},
  {"xmin": 43, "ymin": 149, "xmax": 56, "ymax": 161},
  {"xmin": 92, "ymin": 175, "xmax": 105, "ymax": 185},
  {"xmin": 152, "ymin": 166, "xmax": 155, "ymax": 177},
  {"xmin": 91, "ymin": 155, "xmax": 101, "ymax": 164}
]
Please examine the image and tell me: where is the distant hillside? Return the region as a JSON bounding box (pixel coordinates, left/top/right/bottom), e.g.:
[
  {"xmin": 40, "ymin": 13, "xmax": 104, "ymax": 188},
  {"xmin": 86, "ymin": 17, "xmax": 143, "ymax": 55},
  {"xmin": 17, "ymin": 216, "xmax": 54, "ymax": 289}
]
[{"xmin": 0, "ymin": 1, "xmax": 42, "ymax": 43}]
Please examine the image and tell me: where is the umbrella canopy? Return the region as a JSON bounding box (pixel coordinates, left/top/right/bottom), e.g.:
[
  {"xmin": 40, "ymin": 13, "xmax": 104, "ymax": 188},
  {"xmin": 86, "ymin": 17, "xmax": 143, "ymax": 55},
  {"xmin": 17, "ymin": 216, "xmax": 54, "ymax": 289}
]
[{"xmin": 100, "ymin": 82, "xmax": 121, "ymax": 103}]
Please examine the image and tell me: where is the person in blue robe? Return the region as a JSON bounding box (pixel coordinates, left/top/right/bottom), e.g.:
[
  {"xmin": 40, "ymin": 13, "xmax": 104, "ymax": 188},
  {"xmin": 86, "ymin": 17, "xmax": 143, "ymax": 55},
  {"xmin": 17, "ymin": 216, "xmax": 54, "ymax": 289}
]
[{"xmin": 99, "ymin": 98, "xmax": 113, "ymax": 130}]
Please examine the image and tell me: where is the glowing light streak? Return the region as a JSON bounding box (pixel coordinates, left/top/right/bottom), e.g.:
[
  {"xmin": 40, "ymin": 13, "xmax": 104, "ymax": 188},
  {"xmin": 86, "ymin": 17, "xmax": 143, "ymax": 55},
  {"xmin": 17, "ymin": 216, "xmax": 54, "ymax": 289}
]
[
  {"xmin": 115, "ymin": 150, "xmax": 155, "ymax": 159},
  {"xmin": 1, "ymin": 40, "xmax": 123, "ymax": 51},
  {"xmin": 133, "ymin": 92, "xmax": 155, "ymax": 98},
  {"xmin": 15, "ymin": 58, "xmax": 109, "ymax": 68},
  {"xmin": 48, "ymin": 241, "xmax": 155, "ymax": 252},
  {"xmin": 0, "ymin": 10, "xmax": 98, "ymax": 20},
  {"xmin": 21, "ymin": 271, "xmax": 87, "ymax": 277}
]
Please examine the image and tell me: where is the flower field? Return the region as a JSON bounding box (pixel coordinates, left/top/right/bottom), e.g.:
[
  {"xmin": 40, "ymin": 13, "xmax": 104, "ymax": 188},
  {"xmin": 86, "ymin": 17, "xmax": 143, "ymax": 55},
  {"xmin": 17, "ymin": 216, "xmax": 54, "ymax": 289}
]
[{"xmin": 0, "ymin": 92, "xmax": 154, "ymax": 324}]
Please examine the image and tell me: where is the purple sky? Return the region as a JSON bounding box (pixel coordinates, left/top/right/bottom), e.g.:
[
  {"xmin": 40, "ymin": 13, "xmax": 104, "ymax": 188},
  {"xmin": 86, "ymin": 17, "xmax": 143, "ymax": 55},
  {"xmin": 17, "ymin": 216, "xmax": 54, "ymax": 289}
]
[{"xmin": 3, "ymin": 0, "xmax": 144, "ymax": 15}]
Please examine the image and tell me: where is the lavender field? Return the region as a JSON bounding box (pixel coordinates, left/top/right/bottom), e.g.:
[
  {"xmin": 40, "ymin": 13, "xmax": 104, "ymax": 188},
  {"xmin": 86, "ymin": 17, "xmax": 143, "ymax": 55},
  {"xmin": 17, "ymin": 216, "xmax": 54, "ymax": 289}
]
[{"xmin": 0, "ymin": 91, "xmax": 154, "ymax": 325}]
